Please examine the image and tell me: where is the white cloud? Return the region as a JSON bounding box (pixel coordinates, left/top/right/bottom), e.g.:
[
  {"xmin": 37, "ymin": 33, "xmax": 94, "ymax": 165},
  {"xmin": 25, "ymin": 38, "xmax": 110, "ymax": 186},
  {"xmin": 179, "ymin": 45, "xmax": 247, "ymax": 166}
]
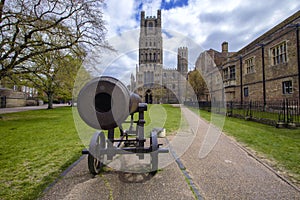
[
  {"xmin": 103, "ymin": 0, "xmax": 137, "ymax": 34},
  {"xmin": 94, "ymin": 0, "xmax": 300, "ymax": 81}
]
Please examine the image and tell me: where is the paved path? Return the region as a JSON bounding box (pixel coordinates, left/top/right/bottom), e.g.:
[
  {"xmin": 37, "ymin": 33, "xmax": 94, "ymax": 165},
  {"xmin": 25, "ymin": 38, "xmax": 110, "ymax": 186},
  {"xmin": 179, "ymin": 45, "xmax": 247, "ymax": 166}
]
[
  {"xmin": 40, "ymin": 106, "xmax": 300, "ymax": 199},
  {"xmin": 0, "ymin": 104, "xmax": 69, "ymax": 114},
  {"xmin": 41, "ymin": 156, "xmax": 194, "ymax": 200},
  {"xmin": 179, "ymin": 107, "xmax": 300, "ymax": 199}
]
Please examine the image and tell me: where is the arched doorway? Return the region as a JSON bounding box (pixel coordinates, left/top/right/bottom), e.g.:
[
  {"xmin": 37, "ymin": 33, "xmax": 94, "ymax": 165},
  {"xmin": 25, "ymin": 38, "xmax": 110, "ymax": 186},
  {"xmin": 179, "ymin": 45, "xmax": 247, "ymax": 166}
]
[{"xmin": 145, "ymin": 89, "xmax": 152, "ymax": 104}]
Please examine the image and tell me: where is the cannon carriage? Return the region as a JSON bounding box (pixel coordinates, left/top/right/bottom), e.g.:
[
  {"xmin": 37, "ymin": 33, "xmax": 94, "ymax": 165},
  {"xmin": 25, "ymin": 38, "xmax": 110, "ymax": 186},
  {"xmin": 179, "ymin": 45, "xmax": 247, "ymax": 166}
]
[{"xmin": 77, "ymin": 76, "xmax": 168, "ymax": 175}]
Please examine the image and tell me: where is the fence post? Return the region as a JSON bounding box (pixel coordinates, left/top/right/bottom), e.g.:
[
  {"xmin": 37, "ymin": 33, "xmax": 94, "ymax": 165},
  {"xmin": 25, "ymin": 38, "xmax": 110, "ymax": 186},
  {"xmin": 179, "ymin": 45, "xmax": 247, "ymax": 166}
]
[
  {"xmin": 283, "ymin": 99, "xmax": 286, "ymax": 124},
  {"xmin": 287, "ymin": 99, "xmax": 297, "ymax": 128}
]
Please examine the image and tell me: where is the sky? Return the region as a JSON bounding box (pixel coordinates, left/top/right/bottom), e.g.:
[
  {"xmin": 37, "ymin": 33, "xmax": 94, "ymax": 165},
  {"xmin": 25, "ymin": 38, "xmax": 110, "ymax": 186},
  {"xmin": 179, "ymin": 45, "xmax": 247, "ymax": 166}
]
[{"xmin": 83, "ymin": 0, "xmax": 300, "ymax": 85}]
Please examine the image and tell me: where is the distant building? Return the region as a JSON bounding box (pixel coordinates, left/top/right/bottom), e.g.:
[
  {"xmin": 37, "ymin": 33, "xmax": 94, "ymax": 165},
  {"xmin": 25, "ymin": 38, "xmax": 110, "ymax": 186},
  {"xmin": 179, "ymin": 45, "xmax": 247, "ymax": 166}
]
[
  {"xmin": 0, "ymin": 79, "xmax": 39, "ymax": 108},
  {"xmin": 196, "ymin": 42, "xmax": 235, "ymax": 102},
  {"xmin": 132, "ymin": 10, "xmax": 188, "ymax": 104}
]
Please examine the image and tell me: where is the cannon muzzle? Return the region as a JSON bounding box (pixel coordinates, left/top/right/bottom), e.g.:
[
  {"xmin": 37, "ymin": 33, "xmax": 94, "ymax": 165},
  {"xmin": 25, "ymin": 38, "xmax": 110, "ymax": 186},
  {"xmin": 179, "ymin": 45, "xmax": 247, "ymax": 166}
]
[{"xmin": 77, "ymin": 76, "xmax": 142, "ymax": 130}]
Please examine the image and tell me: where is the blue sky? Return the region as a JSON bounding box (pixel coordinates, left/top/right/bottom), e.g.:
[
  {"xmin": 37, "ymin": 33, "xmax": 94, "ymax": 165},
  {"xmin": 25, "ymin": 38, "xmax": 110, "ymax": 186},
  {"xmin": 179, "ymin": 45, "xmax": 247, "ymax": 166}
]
[{"xmin": 87, "ymin": 0, "xmax": 300, "ymax": 84}]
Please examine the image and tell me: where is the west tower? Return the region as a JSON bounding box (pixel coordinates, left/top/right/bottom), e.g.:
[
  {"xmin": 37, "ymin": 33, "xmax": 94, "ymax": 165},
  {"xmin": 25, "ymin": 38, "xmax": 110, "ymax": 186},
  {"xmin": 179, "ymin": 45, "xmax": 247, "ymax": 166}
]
[{"xmin": 134, "ymin": 10, "xmax": 188, "ymax": 104}]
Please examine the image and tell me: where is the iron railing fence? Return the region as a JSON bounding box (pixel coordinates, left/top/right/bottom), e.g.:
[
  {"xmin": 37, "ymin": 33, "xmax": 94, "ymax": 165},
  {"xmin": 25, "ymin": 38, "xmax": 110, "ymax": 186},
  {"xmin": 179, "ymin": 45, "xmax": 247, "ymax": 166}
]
[{"xmin": 184, "ymin": 99, "xmax": 300, "ymax": 128}]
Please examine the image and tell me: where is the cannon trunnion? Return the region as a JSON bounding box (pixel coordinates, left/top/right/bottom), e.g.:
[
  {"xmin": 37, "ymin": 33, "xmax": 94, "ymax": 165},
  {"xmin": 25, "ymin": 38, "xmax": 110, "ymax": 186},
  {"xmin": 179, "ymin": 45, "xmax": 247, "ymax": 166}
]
[{"xmin": 77, "ymin": 76, "xmax": 168, "ymax": 175}]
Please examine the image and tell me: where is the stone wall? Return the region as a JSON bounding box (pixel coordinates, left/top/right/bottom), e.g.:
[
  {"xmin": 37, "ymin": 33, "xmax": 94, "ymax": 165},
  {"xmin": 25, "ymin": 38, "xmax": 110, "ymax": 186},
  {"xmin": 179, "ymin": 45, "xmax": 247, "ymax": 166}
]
[
  {"xmin": 0, "ymin": 89, "xmax": 27, "ymax": 108},
  {"xmin": 223, "ymin": 10, "xmax": 300, "ymax": 102}
]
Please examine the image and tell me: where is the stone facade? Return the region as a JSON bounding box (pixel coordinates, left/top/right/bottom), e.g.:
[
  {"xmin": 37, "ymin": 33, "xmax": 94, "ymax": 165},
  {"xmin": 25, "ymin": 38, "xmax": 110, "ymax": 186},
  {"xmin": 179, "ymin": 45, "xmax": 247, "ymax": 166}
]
[
  {"xmin": 195, "ymin": 42, "xmax": 235, "ymax": 102},
  {"xmin": 0, "ymin": 79, "xmax": 39, "ymax": 108},
  {"xmin": 197, "ymin": 10, "xmax": 300, "ymax": 103},
  {"xmin": 132, "ymin": 10, "xmax": 188, "ymax": 104}
]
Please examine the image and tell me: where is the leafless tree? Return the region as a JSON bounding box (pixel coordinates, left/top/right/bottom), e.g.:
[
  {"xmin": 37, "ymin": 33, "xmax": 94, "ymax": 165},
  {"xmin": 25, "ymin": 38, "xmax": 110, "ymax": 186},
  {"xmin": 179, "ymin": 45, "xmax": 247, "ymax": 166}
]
[{"xmin": 0, "ymin": 0, "xmax": 110, "ymax": 79}]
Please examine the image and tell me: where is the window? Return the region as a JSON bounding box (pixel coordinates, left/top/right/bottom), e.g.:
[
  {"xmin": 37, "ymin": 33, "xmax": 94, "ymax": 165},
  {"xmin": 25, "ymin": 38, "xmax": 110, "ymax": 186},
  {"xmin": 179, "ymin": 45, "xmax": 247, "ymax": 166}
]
[
  {"xmin": 271, "ymin": 42, "xmax": 287, "ymax": 65},
  {"xmin": 245, "ymin": 57, "xmax": 255, "ymax": 74},
  {"xmin": 148, "ymin": 22, "xmax": 153, "ymax": 30},
  {"xmin": 223, "ymin": 68, "xmax": 229, "ymax": 80},
  {"xmin": 282, "ymin": 81, "xmax": 292, "ymax": 94},
  {"xmin": 229, "ymin": 66, "xmax": 235, "ymax": 80},
  {"xmin": 244, "ymin": 87, "xmax": 249, "ymax": 97}
]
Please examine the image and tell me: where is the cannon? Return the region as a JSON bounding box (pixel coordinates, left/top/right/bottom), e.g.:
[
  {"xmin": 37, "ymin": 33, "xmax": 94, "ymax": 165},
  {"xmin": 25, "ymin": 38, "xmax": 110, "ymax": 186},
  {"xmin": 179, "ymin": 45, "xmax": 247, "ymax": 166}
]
[{"xmin": 77, "ymin": 76, "xmax": 168, "ymax": 175}]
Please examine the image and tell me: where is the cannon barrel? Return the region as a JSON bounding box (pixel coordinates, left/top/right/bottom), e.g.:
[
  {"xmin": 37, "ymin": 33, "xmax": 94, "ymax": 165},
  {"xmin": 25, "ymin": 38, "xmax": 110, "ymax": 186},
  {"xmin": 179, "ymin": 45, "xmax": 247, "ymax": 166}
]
[{"xmin": 77, "ymin": 76, "xmax": 142, "ymax": 130}]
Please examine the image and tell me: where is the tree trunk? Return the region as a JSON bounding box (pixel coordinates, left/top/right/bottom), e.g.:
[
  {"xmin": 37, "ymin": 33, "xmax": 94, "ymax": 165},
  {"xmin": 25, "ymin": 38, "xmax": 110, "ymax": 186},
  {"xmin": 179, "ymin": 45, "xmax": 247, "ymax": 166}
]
[
  {"xmin": 0, "ymin": 0, "xmax": 5, "ymax": 23},
  {"xmin": 48, "ymin": 92, "xmax": 54, "ymax": 109}
]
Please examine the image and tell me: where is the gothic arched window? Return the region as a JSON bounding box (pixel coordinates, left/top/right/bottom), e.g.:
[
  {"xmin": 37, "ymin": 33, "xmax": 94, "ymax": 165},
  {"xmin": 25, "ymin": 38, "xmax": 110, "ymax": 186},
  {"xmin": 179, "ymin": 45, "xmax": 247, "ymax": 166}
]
[{"xmin": 148, "ymin": 22, "xmax": 153, "ymax": 30}]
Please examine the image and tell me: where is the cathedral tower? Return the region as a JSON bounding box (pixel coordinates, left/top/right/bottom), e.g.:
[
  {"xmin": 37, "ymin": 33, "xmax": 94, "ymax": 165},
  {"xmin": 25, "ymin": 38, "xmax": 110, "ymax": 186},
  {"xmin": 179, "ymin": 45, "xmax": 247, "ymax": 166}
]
[
  {"xmin": 139, "ymin": 10, "xmax": 163, "ymax": 65},
  {"xmin": 137, "ymin": 10, "xmax": 163, "ymax": 90},
  {"xmin": 177, "ymin": 47, "xmax": 188, "ymax": 75},
  {"xmin": 134, "ymin": 10, "xmax": 188, "ymax": 104},
  {"xmin": 177, "ymin": 47, "xmax": 188, "ymax": 102}
]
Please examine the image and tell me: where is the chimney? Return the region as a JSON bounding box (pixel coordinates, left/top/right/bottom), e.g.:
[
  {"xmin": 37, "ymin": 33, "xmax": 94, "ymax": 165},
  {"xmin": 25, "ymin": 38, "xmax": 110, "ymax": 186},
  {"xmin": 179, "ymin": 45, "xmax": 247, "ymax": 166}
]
[{"xmin": 222, "ymin": 41, "xmax": 228, "ymax": 53}]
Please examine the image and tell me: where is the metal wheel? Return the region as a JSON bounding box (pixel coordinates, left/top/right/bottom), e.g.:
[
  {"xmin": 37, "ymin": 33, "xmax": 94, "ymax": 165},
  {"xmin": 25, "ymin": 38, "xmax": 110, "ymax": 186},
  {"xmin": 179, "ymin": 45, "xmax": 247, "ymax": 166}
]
[
  {"xmin": 150, "ymin": 131, "xmax": 158, "ymax": 175},
  {"xmin": 88, "ymin": 131, "xmax": 106, "ymax": 175}
]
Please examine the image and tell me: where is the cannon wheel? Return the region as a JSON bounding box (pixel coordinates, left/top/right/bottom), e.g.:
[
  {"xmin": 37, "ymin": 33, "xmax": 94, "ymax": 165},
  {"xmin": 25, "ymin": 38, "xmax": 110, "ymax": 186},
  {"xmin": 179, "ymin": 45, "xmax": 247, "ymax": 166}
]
[
  {"xmin": 150, "ymin": 132, "xmax": 158, "ymax": 175},
  {"xmin": 88, "ymin": 132, "xmax": 106, "ymax": 175}
]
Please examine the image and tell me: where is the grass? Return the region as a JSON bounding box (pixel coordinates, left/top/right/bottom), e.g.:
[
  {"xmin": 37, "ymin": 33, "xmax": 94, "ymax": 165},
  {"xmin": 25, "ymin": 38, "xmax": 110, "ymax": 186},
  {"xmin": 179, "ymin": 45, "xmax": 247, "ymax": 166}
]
[
  {"xmin": 101, "ymin": 104, "xmax": 183, "ymax": 138},
  {"xmin": 144, "ymin": 104, "xmax": 183, "ymax": 134},
  {"xmin": 0, "ymin": 104, "xmax": 182, "ymax": 200},
  {"xmin": 189, "ymin": 107, "xmax": 300, "ymax": 185},
  {"xmin": 0, "ymin": 107, "xmax": 83, "ymax": 200}
]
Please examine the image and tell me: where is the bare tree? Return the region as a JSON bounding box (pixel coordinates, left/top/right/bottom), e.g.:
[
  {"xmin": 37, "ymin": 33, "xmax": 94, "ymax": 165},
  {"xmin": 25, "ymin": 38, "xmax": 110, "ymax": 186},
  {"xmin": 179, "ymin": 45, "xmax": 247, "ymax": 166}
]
[{"xmin": 0, "ymin": 0, "xmax": 110, "ymax": 79}]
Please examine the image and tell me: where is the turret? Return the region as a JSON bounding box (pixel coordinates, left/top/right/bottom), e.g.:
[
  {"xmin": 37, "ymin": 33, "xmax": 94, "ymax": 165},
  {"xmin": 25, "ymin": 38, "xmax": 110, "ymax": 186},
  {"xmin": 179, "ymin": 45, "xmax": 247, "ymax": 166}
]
[{"xmin": 177, "ymin": 47, "xmax": 188, "ymax": 74}]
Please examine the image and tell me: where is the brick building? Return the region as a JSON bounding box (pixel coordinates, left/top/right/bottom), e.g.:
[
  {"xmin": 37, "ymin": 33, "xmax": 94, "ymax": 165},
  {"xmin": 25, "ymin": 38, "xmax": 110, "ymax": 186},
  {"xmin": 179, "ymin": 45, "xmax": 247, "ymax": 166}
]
[{"xmin": 197, "ymin": 10, "xmax": 300, "ymax": 104}]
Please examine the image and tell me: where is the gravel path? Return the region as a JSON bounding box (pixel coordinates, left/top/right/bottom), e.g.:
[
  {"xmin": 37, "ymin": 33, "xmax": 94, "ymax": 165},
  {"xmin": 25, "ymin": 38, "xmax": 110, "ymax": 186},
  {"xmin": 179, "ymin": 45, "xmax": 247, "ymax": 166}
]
[{"xmin": 179, "ymin": 106, "xmax": 300, "ymax": 199}]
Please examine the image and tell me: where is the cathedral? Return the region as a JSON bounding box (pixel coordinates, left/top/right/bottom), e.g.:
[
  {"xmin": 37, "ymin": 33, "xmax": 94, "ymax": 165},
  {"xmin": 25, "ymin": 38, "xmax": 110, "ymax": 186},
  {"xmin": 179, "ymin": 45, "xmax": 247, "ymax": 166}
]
[{"xmin": 130, "ymin": 10, "xmax": 188, "ymax": 104}]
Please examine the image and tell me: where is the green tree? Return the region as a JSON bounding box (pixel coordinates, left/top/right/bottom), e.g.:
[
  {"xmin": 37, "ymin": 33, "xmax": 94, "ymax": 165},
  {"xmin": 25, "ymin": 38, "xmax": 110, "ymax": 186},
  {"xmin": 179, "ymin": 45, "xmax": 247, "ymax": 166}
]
[
  {"xmin": 0, "ymin": 0, "xmax": 110, "ymax": 79},
  {"xmin": 18, "ymin": 50, "xmax": 83, "ymax": 109},
  {"xmin": 188, "ymin": 69, "xmax": 208, "ymax": 101}
]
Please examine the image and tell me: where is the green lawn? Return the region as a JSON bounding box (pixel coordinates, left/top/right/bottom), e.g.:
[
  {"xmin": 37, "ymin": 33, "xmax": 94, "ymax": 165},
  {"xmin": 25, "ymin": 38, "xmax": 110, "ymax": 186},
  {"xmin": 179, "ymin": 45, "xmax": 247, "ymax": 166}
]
[
  {"xmin": 0, "ymin": 107, "xmax": 83, "ymax": 200},
  {"xmin": 189, "ymin": 107, "xmax": 300, "ymax": 186},
  {"xmin": 144, "ymin": 104, "xmax": 183, "ymax": 134},
  {"xmin": 104, "ymin": 104, "xmax": 183, "ymax": 138},
  {"xmin": 0, "ymin": 104, "xmax": 182, "ymax": 200}
]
